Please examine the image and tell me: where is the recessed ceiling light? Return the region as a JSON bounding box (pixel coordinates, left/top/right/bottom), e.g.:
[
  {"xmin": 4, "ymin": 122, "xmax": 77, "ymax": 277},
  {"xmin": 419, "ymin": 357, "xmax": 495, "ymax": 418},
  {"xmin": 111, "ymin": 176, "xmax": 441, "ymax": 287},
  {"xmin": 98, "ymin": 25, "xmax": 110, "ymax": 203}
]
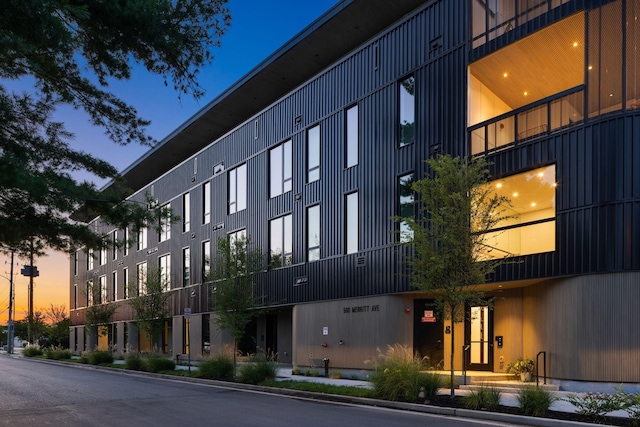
[
  {"xmin": 609, "ymin": 93, "xmax": 614, "ymax": 97},
  {"xmin": 496, "ymin": 183, "xmax": 503, "ymax": 188},
  {"xmin": 588, "ymin": 65, "xmax": 593, "ymax": 70},
  {"xmin": 513, "ymin": 192, "xmax": 519, "ymax": 197},
  {"xmin": 523, "ymin": 91, "xmax": 528, "ymax": 96},
  {"xmin": 537, "ymin": 172, "xmax": 544, "ymax": 177},
  {"xmin": 503, "ymin": 72, "xmax": 508, "ymax": 78},
  {"xmin": 573, "ymin": 42, "xmax": 579, "ymax": 47},
  {"xmin": 553, "ymin": 183, "xmax": 558, "ymax": 187},
  {"xmin": 531, "ymin": 202, "xmax": 537, "ymax": 207}
]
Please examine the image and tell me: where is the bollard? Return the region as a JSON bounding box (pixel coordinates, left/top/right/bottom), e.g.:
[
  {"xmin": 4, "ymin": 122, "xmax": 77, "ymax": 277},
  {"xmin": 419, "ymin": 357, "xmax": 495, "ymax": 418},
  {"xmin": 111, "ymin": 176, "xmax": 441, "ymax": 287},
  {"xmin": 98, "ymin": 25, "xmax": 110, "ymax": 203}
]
[{"xmin": 323, "ymin": 357, "xmax": 330, "ymax": 377}]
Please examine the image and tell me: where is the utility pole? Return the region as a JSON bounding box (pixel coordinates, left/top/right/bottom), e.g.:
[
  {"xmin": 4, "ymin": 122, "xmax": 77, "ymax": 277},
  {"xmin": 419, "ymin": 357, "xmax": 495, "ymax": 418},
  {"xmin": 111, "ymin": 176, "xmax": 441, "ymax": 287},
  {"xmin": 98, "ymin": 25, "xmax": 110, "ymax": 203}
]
[
  {"xmin": 28, "ymin": 247, "xmax": 34, "ymax": 344},
  {"xmin": 7, "ymin": 250, "xmax": 15, "ymax": 354}
]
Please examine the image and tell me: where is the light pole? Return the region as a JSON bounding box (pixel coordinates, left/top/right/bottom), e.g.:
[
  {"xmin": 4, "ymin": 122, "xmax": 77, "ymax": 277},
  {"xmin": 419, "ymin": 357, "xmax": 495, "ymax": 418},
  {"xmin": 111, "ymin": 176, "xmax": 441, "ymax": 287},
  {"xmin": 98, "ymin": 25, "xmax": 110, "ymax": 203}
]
[{"xmin": 2, "ymin": 251, "xmax": 16, "ymax": 353}]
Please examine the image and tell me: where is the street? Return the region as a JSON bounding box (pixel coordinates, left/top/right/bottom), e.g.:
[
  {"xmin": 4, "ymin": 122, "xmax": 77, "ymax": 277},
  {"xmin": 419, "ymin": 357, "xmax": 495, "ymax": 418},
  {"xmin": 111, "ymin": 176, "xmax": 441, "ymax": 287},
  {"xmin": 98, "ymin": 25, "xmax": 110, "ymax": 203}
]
[{"xmin": 0, "ymin": 356, "xmax": 521, "ymax": 426}]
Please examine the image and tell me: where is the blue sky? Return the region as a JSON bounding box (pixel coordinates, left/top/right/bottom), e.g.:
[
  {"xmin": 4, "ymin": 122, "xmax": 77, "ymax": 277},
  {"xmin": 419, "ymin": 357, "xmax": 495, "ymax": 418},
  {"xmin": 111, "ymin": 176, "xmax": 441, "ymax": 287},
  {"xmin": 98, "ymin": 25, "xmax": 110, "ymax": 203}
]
[{"xmin": 0, "ymin": 0, "xmax": 339, "ymax": 323}]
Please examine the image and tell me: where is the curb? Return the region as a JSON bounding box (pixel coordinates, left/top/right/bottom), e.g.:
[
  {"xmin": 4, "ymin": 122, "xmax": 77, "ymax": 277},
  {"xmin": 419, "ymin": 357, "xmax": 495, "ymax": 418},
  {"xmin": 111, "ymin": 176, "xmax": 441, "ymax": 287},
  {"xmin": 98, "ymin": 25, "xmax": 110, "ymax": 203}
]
[{"xmin": 3, "ymin": 354, "xmax": 600, "ymax": 427}]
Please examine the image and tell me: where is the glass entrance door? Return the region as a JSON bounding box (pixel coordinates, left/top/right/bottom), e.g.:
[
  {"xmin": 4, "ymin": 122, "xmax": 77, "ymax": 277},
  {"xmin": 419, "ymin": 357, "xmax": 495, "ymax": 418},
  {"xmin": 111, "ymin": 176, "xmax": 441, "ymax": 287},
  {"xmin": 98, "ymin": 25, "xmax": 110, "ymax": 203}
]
[{"xmin": 466, "ymin": 305, "xmax": 493, "ymax": 371}]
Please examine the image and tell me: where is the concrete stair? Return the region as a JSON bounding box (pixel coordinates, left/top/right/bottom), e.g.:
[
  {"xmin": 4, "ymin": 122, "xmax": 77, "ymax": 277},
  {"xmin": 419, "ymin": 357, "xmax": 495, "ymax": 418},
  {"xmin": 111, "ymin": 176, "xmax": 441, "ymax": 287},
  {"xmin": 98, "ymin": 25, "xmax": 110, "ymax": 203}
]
[{"xmin": 460, "ymin": 379, "xmax": 560, "ymax": 392}]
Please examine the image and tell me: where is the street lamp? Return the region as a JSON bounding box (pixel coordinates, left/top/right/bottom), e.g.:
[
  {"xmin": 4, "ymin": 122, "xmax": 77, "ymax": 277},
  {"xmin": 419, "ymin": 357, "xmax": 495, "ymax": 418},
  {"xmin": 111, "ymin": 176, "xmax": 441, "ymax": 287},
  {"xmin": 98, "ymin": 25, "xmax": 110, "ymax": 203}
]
[{"xmin": 1, "ymin": 250, "xmax": 16, "ymax": 354}]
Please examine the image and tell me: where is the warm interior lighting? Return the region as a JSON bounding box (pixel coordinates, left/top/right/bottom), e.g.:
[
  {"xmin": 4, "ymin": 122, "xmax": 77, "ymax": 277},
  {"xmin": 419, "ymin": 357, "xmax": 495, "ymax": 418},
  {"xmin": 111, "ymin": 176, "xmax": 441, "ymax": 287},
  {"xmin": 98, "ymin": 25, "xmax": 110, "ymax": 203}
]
[
  {"xmin": 496, "ymin": 183, "xmax": 503, "ymax": 188},
  {"xmin": 503, "ymin": 72, "xmax": 508, "ymax": 78},
  {"xmin": 523, "ymin": 91, "xmax": 528, "ymax": 96},
  {"xmin": 537, "ymin": 172, "xmax": 544, "ymax": 177},
  {"xmin": 588, "ymin": 65, "xmax": 593, "ymax": 70},
  {"xmin": 573, "ymin": 41, "xmax": 579, "ymax": 47},
  {"xmin": 513, "ymin": 192, "xmax": 519, "ymax": 197},
  {"xmin": 531, "ymin": 202, "xmax": 537, "ymax": 207}
]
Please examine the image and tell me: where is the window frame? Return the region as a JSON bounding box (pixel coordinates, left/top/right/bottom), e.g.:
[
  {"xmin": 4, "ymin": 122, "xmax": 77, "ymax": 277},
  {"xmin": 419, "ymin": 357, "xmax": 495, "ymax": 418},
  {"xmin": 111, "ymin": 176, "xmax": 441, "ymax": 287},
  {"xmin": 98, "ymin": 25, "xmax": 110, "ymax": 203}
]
[
  {"xmin": 228, "ymin": 163, "xmax": 247, "ymax": 214},
  {"xmin": 307, "ymin": 124, "xmax": 320, "ymax": 183},
  {"xmin": 307, "ymin": 204, "xmax": 321, "ymax": 262},
  {"xmin": 398, "ymin": 75, "xmax": 416, "ymax": 147},
  {"xmin": 345, "ymin": 104, "xmax": 359, "ymax": 168},
  {"xmin": 269, "ymin": 139, "xmax": 293, "ymax": 198}
]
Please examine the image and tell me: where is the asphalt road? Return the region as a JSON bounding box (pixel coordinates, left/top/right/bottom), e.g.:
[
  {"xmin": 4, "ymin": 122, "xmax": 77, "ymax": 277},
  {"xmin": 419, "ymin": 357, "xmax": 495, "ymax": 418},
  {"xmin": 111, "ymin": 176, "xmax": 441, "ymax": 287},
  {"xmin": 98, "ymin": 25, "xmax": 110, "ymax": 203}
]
[{"xmin": 0, "ymin": 356, "xmax": 520, "ymax": 427}]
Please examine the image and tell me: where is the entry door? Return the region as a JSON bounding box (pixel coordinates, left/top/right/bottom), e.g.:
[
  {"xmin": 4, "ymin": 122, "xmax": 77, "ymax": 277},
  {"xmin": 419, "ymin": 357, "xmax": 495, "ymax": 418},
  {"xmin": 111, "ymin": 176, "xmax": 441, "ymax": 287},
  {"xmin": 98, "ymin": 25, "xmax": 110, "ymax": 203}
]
[{"xmin": 466, "ymin": 305, "xmax": 493, "ymax": 371}]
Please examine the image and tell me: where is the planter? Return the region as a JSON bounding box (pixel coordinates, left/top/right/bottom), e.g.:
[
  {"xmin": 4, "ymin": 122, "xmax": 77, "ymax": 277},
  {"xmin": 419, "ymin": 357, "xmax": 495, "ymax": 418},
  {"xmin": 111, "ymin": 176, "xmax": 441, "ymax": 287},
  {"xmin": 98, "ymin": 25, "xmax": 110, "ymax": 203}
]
[{"xmin": 520, "ymin": 372, "xmax": 532, "ymax": 382}]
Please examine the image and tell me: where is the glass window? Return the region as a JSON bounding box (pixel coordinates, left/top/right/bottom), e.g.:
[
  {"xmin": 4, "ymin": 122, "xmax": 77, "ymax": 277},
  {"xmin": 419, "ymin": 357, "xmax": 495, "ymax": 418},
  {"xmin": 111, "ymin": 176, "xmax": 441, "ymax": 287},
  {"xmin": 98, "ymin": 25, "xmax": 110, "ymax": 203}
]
[
  {"xmin": 99, "ymin": 246, "xmax": 107, "ymax": 265},
  {"xmin": 136, "ymin": 262, "xmax": 147, "ymax": 296},
  {"xmin": 74, "ymin": 251, "xmax": 78, "ymax": 275},
  {"xmin": 307, "ymin": 205, "xmax": 320, "ymax": 262},
  {"xmin": 137, "ymin": 225, "xmax": 147, "ymax": 251},
  {"xmin": 112, "ymin": 231, "xmax": 117, "ymax": 260},
  {"xmin": 112, "ymin": 271, "xmax": 117, "ymax": 301},
  {"xmin": 346, "ymin": 105, "xmax": 359, "ymax": 168},
  {"xmin": 87, "ymin": 249, "xmax": 94, "ymax": 270},
  {"xmin": 346, "ymin": 192, "xmax": 358, "ymax": 254},
  {"xmin": 86, "ymin": 280, "xmax": 93, "ymax": 306},
  {"xmin": 74, "ymin": 284, "xmax": 77, "ymax": 309},
  {"xmin": 159, "ymin": 254, "xmax": 170, "ymax": 288},
  {"xmin": 183, "ymin": 193, "xmax": 190, "ymax": 233},
  {"xmin": 229, "ymin": 229, "xmax": 246, "ymax": 245},
  {"xmin": 399, "ymin": 174, "xmax": 414, "ymax": 243},
  {"xmin": 480, "ymin": 165, "xmax": 556, "ymax": 258},
  {"xmin": 159, "ymin": 203, "xmax": 171, "ymax": 242},
  {"xmin": 123, "ymin": 267, "xmax": 129, "ymax": 299},
  {"xmin": 399, "ymin": 76, "xmax": 415, "ymax": 147},
  {"xmin": 627, "ymin": 0, "xmax": 640, "ymax": 110},
  {"xmin": 182, "ymin": 247, "xmax": 190, "ymax": 287},
  {"xmin": 203, "ymin": 182, "xmax": 211, "ymax": 224},
  {"xmin": 307, "ymin": 125, "xmax": 320, "ymax": 183},
  {"xmin": 270, "ymin": 140, "xmax": 292, "ymax": 197},
  {"xmin": 229, "ymin": 164, "xmax": 247, "ymax": 214},
  {"xmin": 99, "ymin": 275, "xmax": 107, "ymax": 305},
  {"xmin": 270, "ymin": 214, "xmax": 293, "ymax": 268},
  {"xmin": 202, "ymin": 240, "xmax": 211, "ymax": 282},
  {"xmin": 123, "ymin": 227, "xmax": 129, "ymax": 256}
]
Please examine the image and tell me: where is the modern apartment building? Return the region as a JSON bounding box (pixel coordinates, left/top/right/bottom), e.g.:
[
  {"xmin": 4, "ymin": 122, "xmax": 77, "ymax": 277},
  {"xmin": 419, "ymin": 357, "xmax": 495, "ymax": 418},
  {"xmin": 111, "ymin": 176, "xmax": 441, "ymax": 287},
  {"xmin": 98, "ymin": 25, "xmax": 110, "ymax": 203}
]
[{"xmin": 70, "ymin": 0, "xmax": 640, "ymax": 385}]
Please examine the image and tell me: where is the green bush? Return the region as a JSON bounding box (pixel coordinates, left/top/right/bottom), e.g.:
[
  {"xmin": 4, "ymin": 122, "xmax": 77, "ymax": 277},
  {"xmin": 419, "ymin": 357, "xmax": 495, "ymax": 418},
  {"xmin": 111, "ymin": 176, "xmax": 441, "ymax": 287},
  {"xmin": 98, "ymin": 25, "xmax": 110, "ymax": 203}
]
[
  {"xmin": 617, "ymin": 388, "xmax": 640, "ymax": 424},
  {"xmin": 237, "ymin": 355, "xmax": 278, "ymax": 384},
  {"xmin": 22, "ymin": 345, "xmax": 44, "ymax": 357},
  {"xmin": 44, "ymin": 347, "xmax": 72, "ymax": 360},
  {"xmin": 199, "ymin": 354, "xmax": 234, "ymax": 380},
  {"xmin": 517, "ymin": 386, "xmax": 556, "ymax": 416},
  {"xmin": 125, "ymin": 354, "xmax": 146, "ymax": 371},
  {"xmin": 145, "ymin": 356, "xmax": 176, "ymax": 373},
  {"xmin": 566, "ymin": 392, "xmax": 624, "ymax": 422},
  {"xmin": 88, "ymin": 350, "xmax": 114, "ymax": 365},
  {"xmin": 368, "ymin": 344, "xmax": 437, "ymax": 402},
  {"xmin": 465, "ymin": 385, "xmax": 502, "ymax": 411}
]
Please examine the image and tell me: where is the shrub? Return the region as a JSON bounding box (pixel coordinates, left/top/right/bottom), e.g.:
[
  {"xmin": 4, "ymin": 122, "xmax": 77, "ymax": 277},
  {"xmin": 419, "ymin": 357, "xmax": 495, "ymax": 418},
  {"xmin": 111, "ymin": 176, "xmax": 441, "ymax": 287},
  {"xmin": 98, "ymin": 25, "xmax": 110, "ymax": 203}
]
[
  {"xmin": 145, "ymin": 356, "xmax": 176, "ymax": 373},
  {"xmin": 199, "ymin": 354, "xmax": 234, "ymax": 380},
  {"xmin": 88, "ymin": 350, "xmax": 114, "ymax": 365},
  {"xmin": 237, "ymin": 355, "xmax": 278, "ymax": 384},
  {"xmin": 566, "ymin": 392, "xmax": 624, "ymax": 422},
  {"xmin": 368, "ymin": 344, "xmax": 436, "ymax": 402},
  {"xmin": 22, "ymin": 344, "xmax": 43, "ymax": 357},
  {"xmin": 330, "ymin": 371, "xmax": 343, "ymax": 379},
  {"xmin": 465, "ymin": 385, "xmax": 502, "ymax": 411},
  {"xmin": 125, "ymin": 354, "xmax": 146, "ymax": 371},
  {"xmin": 292, "ymin": 366, "xmax": 301, "ymax": 375},
  {"xmin": 44, "ymin": 346, "xmax": 72, "ymax": 360},
  {"xmin": 617, "ymin": 388, "xmax": 640, "ymax": 424},
  {"xmin": 517, "ymin": 386, "xmax": 556, "ymax": 416}
]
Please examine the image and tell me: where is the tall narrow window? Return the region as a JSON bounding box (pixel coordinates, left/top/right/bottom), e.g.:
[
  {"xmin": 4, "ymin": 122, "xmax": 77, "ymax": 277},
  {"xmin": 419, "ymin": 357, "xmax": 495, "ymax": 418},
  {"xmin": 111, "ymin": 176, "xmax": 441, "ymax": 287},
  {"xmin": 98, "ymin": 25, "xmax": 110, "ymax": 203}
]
[
  {"xmin": 203, "ymin": 181, "xmax": 211, "ymax": 224},
  {"xmin": 74, "ymin": 284, "xmax": 78, "ymax": 309},
  {"xmin": 307, "ymin": 205, "xmax": 320, "ymax": 262},
  {"xmin": 99, "ymin": 275, "xmax": 107, "ymax": 304},
  {"xmin": 202, "ymin": 240, "xmax": 211, "ymax": 282},
  {"xmin": 182, "ymin": 247, "xmax": 190, "ymax": 287},
  {"xmin": 269, "ymin": 140, "xmax": 292, "ymax": 197},
  {"xmin": 307, "ymin": 125, "xmax": 320, "ymax": 182},
  {"xmin": 112, "ymin": 271, "xmax": 117, "ymax": 301},
  {"xmin": 346, "ymin": 105, "xmax": 359, "ymax": 168},
  {"xmin": 87, "ymin": 249, "xmax": 94, "ymax": 270},
  {"xmin": 99, "ymin": 246, "xmax": 106, "ymax": 265},
  {"xmin": 74, "ymin": 251, "xmax": 79, "ymax": 275},
  {"xmin": 399, "ymin": 76, "xmax": 415, "ymax": 147},
  {"xmin": 159, "ymin": 203, "xmax": 171, "ymax": 242},
  {"xmin": 112, "ymin": 231, "xmax": 117, "ymax": 260},
  {"xmin": 269, "ymin": 214, "xmax": 293, "ymax": 268},
  {"xmin": 398, "ymin": 174, "xmax": 414, "ymax": 242},
  {"xmin": 137, "ymin": 225, "xmax": 147, "ymax": 250},
  {"xmin": 123, "ymin": 267, "xmax": 129, "ymax": 299},
  {"xmin": 183, "ymin": 193, "xmax": 190, "ymax": 233},
  {"xmin": 123, "ymin": 227, "xmax": 129, "ymax": 256},
  {"xmin": 159, "ymin": 254, "xmax": 171, "ymax": 288},
  {"xmin": 136, "ymin": 262, "xmax": 147, "ymax": 296},
  {"xmin": 346, "ymin": 192, "xmax": 359, "ymax": 254},
  {"xmin": 86, "ymin": 280, "xmax": 93, "ymax": 306},
  {"xmin": 229, "ymin": 164, "xmax": 247, "ymax": 214}
]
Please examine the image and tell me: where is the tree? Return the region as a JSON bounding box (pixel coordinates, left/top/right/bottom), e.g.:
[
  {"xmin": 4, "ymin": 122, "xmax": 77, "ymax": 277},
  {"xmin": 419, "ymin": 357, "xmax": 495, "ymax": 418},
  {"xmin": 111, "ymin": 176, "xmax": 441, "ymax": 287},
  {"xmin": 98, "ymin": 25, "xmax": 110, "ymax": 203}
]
[
  {"xmin": 399, "ymin": 154, "xmax": 510, "ymax": 397},
  {"xmin": 210, "ymin": 234, "xmax": 264, "ymax": 366},
  {"xmin": 45, "ymin": 304, "xmax": 70, "ymax": 348},
  {"xmin": 84, "ymin": 281, "xmax": 118, "ymax": 349},
  {"xmin": 128, "ymin": 268, "xmax": 172, "ymax": 351},
  {"xmin": 0, "ymin": 0, "xmax": 231, "ymax": 253}
]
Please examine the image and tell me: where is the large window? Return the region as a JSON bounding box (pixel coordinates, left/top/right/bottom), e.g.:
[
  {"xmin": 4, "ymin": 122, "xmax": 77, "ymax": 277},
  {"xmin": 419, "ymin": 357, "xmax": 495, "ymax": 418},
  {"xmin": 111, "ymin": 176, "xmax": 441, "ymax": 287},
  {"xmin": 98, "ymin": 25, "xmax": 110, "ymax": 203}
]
[
  {"xmin": 136, "ymin": 262, "xmax": 147, "ymax": 295},
  {"xmin": 159, "ymin": 203, "xmax": 171, "ymax": 242},
  {"xmin": 203, "ymin": 181, "xmax": 211, "ymax": 224},
  {"xmin": 159, "ymin": 254, "xmax": 170, "ymax": 288},
  {"xmin": 99, "ymin": 246, "xmax": 107, "ymax": 266},
  {"xmin": 183, "ymin": 193, "xmax": 190, "ymax": 233},
  {"xmin": 270, "ymin": 214, "xmax": 292, "ymax": 268},
  {"xmin": 398, "ymin": 174, "xmax": 414, "ymax": 243},
  {"xmin": 202, "ymin": 240, "xmax": 211, "ymax": 282},
  {"xmin": 137, "ymin": 225, "xmax": 147, "ymax": 251},
  {"xmin": 307, "ymin": 205, "xmax": 320, "ymax": 262},
  {"xmin": 480, "ymin": 165, "xmax": 556, "ymax": 258},
  {"xmin": 99, "ymin": 275, "xmax": 107, "ymax": 304},
  {"xmin": 270, "ymin": 140, "xmax": 292, "ymax": 197},
  {"xmin": 86, "ymin": 280, "xmax": 93, "ymax": 306},
  {"xmin": 182, "ymin": 247, "xmax": 190, "ymax": 287},
  {"xmin": 123, "ymin": 267, "xmax": 129, "ymax": 299},
  {"xmin": 346, "ymin": 105, "xmax": 359, "ymax": 168},
  {"xmin": 399, "ymin": 76, "xmax": 415, "ymax": 147},
  {"xmin": 345, "ymin": 192, "xmax": 358, "ymax": 254},
  {"xmin": 87, "ymin": 249, "xmax": 94, "ymax": 270},
  {"xmin": 307, "ymin": 125, "xmax": 320, "ymax": 183},
  {"xmin": 229, "ymin": 228, "xmax": 246, "ymax": 245},
  {"xmin": 229, "ymin": 164, "xmax": 247, "ymax": 214}
]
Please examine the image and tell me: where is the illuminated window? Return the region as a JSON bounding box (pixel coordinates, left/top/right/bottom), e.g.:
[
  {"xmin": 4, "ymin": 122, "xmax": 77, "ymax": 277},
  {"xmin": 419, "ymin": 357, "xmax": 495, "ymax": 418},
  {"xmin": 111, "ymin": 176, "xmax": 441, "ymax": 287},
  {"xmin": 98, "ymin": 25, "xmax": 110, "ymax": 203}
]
[{"xmin": 480, "ymin": 165, "xmax": 556, "ymax": 258}]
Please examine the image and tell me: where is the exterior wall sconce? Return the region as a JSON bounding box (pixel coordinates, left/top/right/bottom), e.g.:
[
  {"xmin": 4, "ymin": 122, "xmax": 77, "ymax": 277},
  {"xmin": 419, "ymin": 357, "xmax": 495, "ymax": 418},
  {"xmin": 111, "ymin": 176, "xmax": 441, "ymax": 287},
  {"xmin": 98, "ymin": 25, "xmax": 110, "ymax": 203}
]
[
  {"xmin": 321, "ymin": 342, "xmax": 328, "ymax": 347},
  {"xmin": 339, "ymin": 340, "xmax": 344, "ymax": 345}
]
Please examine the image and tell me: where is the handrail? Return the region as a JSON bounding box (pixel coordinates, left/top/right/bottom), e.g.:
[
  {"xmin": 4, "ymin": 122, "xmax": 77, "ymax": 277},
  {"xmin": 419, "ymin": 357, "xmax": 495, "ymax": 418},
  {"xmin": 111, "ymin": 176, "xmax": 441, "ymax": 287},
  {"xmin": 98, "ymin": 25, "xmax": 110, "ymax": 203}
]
[
  {"xmin": 536, "ymin": 351, "xmax": 547, "ymax": 387},
  {"xmin": 462, "ymin": 345, "xmax": 470, "ymax": 385}
]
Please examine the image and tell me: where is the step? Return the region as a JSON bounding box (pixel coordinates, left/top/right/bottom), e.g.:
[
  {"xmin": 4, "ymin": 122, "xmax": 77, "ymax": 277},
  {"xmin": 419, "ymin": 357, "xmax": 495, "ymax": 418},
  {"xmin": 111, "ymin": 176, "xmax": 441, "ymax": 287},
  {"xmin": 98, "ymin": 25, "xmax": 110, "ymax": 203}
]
[{"xmin": 460, "ymin": 380, "xmax": 560, "ymax": 392}]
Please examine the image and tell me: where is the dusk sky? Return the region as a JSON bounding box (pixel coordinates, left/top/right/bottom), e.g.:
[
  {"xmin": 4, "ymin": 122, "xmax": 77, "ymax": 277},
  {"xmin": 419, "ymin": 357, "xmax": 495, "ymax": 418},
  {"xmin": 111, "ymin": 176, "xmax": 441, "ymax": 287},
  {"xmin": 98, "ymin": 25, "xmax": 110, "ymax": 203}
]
[{"xmin": 0, "ymin": 0, "xmax": 339, "ymax": 324}]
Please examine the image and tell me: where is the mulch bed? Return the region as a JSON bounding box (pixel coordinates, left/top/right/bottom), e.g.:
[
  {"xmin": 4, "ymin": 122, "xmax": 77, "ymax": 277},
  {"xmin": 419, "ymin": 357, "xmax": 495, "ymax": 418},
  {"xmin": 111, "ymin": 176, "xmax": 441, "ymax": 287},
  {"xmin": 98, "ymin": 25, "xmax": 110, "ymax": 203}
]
[{"xmin": 427, "ymin": 395, "xmax": 634, "ymax": 426}]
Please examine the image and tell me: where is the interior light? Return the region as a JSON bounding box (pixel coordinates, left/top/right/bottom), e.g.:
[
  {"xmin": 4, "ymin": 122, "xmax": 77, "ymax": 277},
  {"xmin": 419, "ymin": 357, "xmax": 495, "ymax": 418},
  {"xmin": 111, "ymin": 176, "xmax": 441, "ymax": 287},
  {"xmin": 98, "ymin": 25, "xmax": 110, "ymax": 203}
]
[
  {"xmin": 537, "ymin": 172, "xmax": 544, "ymax": 177},
  {"xmin": 531, "ymin": 202, "xmax": 537, "ymax": 207},
  {"xmin": 503, "ymin": 72, "xmax": 508, "ymax": 78},
  {"xmin": 513, "ymin": 192, "xmax": 519, "ymax": 197},
  {"xmin": 588, "ymin": 65, "xmax": 593, "ymax": 70},
  {"xmin": 609, "ymin": 93, "xmax": 614, "ymax": 97},
  {"xmin": 553, "ymin": 183, "xmax": 558, "ymax": 188},
  {"xmin": 496, "ymin": 183, "xmax": 503, "ymax": 188},
  {"xmin": 573, "ymin": 42, "xmax": 579, "ymax": 47},
  {"xmin": 523, "ymin": 91, "xmax": 528, "ymax": 96}
]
